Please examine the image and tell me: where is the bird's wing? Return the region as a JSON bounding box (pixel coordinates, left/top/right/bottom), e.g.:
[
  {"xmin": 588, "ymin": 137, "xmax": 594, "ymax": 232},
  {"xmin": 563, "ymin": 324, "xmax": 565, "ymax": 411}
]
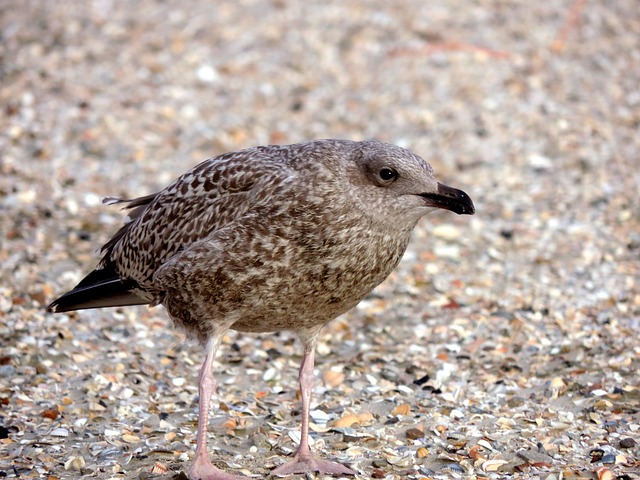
[{"xmin": 48, "ymin": 147, "xmax": 296, "ymax": 312}]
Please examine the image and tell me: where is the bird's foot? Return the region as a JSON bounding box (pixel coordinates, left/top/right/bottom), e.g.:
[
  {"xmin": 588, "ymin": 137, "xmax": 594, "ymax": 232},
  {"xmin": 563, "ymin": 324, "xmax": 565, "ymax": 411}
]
[
  {"xmin": 188, "ymin": 456, "xmax": 246, "ymax": 480},
  {"xmin": 271, "ymin": 452, "xmax": 356, "ymax": 477}
]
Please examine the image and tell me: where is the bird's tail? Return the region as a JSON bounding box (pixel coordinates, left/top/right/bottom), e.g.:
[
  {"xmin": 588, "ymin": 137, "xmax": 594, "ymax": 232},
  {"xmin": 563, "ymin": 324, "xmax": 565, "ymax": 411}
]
[{"xmin": 47, "ymin": 263, "xmax": 149, "ymax": 313}]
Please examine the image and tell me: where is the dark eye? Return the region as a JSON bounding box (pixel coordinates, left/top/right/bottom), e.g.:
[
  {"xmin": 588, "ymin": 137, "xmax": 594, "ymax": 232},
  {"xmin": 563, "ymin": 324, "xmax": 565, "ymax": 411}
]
[{"xmin": 379, "ymin": 167, "xmax": 397, "ymax": 182}]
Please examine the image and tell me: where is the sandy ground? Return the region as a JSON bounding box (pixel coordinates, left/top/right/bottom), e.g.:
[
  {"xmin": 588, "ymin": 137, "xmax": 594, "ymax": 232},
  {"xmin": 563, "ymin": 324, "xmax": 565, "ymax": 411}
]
[{"xmin": 1, "ymin": 1, "xmax": 638, "ymax": 479}]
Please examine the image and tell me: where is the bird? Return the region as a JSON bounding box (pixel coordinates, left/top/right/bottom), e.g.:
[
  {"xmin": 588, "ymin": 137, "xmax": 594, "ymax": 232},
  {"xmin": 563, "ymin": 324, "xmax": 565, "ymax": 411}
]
[{"xmin": 47, "ymin": 139, "xmax": 475, "ymax": 479}]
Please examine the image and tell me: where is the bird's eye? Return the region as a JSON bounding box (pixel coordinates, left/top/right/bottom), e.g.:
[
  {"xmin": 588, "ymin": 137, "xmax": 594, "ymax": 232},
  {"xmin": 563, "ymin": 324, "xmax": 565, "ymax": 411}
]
[{"xmin": 379, "ymin": 167, "xmax": 398, "ymax": 182}]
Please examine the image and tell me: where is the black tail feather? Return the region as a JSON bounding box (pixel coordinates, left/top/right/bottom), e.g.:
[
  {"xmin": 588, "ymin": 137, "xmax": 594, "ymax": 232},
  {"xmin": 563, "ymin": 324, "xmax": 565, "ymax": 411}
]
[{"xmin": 47, "ymin": 263, "xmax": 149, "ymax": 313}]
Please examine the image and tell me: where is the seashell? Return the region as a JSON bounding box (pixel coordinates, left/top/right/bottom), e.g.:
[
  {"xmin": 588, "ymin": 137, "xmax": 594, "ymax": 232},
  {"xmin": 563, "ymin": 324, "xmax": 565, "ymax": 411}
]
[
  {"xmin": 356, "ymin": 411, "xmax": 375, "ymax": 425},
  {"xmin": 122, "ymin": 434, "xmax": 141, "ymax": 443},
  {"xmin": 595, "ymin": 467, "xmax": 614, "ymax": 480},
  {"xmin": 150, "ymin": 462, "xmax": 169, "ymax": 474},
  {"xmin": 222, "ymin": 418, "xmax": 237, "ymax": 429},
  {"xmin": 310, "ymin": 409, "xmax": 331, "ymax": 424},
  {"xmin": 323, "ymin": 370, "xmax": 345, "ymax": 388},
  {"xmin": 64, "ymin": 456, "xmax": 85, "ymax": 470},
  {"xmin": 482, "ymin": 458, "xmax": 508, "ymax": 472},
  {"xmin": 441, "ymin": 463, "xmax": 465, "ymax": 474},
  {"xmin": 74, "ymin": 418, "xmax": 88, "ymax": 428},
  {"xmin": 391, "ymin": 403, "xmax": 411, "ymax": 416},
  {"xmin": 334, "ymin": 413, "xmax": 360, "ymax": 428}
]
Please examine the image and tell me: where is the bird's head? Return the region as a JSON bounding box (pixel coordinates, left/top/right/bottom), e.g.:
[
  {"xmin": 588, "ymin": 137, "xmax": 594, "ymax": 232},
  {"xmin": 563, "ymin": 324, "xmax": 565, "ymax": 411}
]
[{"xmin": 346, "ymin": 140, "xmax": 475, "ymax": 227}]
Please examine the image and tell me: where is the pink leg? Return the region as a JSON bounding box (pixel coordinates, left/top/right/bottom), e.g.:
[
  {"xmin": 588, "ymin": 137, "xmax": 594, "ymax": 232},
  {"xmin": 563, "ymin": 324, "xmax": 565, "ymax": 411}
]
[
  {"xmin": 271, "ymin": 339, "xmax": 356, "ymax": 477},
  {"xmin": 188, "ymin": 337, "xmax": 246, "ymax": 480}
]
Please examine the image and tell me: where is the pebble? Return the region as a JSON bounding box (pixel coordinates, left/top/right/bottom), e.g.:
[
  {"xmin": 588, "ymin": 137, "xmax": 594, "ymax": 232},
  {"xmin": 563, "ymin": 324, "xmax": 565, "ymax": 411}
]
[
  {"xmin": 0, "ymin": 365, "xmax": 17, "ymax": 377},
  {"xmin": 432, "ymin": 224, "xmax": 461, "ymax": 240},
  {"xmin": 405, "ymin": 427, "xmax": 425, "ymax": 440},
  {"xmin": 619, "ymin": 437, "xmax": 636, "ymax": 448},
  {"xmin": 171, "ymin": 377, "xmax": 186, "ymax": 387},
  {"xmin": 434, "ymin": 244, "xmax": 461, "ymax": 259}
]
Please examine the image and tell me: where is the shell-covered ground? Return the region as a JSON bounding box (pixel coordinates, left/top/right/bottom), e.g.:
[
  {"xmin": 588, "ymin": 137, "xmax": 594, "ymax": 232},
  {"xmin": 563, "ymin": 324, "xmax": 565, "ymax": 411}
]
[{"xmin": 1, "ymin": 1, "xmax": 638, "ymax": 479}]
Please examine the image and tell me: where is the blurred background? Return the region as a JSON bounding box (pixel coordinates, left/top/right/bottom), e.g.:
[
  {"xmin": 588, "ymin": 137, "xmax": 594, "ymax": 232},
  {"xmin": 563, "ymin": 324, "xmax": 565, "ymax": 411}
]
[{"xmin": 1, "ymin": 1, "xmax": 638, "ymax": 479}]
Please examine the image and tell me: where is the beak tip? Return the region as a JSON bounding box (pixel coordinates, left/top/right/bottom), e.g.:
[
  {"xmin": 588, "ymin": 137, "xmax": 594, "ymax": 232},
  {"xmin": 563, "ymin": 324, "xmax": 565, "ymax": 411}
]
[{"xmin": 431, "ymin": 182, "xmax": 475, "ymax": 216}]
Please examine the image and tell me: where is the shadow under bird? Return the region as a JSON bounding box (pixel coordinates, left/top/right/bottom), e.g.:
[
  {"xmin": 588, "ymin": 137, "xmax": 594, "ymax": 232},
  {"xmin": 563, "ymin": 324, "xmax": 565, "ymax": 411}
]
[{"xmin": 48, "ymin": 139, "xmax": 475, "ymax": 480}]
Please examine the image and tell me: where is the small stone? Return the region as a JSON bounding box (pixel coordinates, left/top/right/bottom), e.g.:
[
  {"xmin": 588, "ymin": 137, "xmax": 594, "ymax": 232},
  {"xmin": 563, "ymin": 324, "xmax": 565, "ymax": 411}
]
[
  {"xmin": 0, "ymin": 365, "xmax": 17, "ymax": 378},
  {"xmin": 600, "ymin": 454, "xmax": 616, "ymax": 464},
  {"xmin": 380, "ymin": 368, "xmax": 399, "ymax": 382},
  {"xmin": 196, "ymin": 64, "xmax": 219, "ymax": 83},
  {"xmin": 619, "ymin": 438, "xmax": 636, "ymax": 448},
  {"xmin": 172, "ymin": 377, "xmax": 186, "ymax": 387},
  {"xmin": 405, "ymin": 427, "xmax": 425, "ymax": 440},
  {"xmin": 432, "ymin": 224, "xmax": 461, "ymax": 240},
  {"xmin": 41, "ymin": 408, "xmax": 59, "ymax": 420},
  {"xmin": 262, "ymin": 367, "xmax": 280, "ymax": 382},
  {"xmin": 413, "ymin": 373, "xmax": 430, "ymax": 386}
]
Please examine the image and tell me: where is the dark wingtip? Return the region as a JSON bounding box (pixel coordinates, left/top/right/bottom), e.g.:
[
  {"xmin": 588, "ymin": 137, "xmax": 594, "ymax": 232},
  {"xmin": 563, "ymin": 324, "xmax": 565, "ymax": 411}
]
[{"xmin": 46, "ymin": 263, "xmax": 149, "ymax": 314}]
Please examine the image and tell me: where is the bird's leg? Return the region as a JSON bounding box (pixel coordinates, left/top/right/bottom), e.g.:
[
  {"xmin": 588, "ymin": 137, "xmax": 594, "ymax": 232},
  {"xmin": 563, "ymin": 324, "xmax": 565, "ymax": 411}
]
[
  {"xmin": 189, "ymin": 336, "xmax": 245, "ymax": 480},
  {"xmin": 271, "ymin": 338, "xmax": 356, "ymax": 477}
]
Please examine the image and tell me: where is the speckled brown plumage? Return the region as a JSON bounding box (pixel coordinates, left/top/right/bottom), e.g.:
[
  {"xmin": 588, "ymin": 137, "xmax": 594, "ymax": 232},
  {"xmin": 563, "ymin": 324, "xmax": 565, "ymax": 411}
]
[{"xmin": 48, "ymin": 139, "xmax": 474, "ymax": 479}]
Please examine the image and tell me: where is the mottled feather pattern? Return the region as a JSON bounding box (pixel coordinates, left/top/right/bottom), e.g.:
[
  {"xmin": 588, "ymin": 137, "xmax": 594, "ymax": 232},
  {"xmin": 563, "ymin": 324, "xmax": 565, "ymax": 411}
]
[
  {"xmin": 47, "ymin": 139, "xmax": 475, "ymax": 478},
  {"xmin": 68, "ymin": 139, "xmax": 473, "ymax": 342},
  {"xmin": 102, "ymin": 148, "xmax": 296, "ymax": 286}
]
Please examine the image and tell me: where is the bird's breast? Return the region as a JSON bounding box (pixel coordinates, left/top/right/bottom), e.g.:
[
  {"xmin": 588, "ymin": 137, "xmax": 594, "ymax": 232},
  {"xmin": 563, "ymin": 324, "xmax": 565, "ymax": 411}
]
[{"xmin": 227, "ymin": 225, "xmax": 412, "ymax": 333}]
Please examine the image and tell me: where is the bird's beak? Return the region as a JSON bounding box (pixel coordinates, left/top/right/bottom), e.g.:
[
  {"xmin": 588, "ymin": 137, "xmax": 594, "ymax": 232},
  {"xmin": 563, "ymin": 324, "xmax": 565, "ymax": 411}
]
[{"xmin": 420, "ymin": 182, "xmax": 475, "ymax": 215}]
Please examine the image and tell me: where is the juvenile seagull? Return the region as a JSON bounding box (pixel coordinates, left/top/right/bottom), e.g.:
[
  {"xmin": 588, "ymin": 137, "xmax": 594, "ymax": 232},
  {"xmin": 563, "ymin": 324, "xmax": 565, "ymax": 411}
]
[{"xmin": 48, "ymin": 140, "xmax": 474, "ymax": 479}]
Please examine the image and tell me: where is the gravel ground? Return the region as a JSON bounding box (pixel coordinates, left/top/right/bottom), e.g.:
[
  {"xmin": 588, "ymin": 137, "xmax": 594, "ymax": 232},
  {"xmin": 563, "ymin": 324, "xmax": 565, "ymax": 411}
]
[{"xmin": 1, "ymin": 1, "xmax": 639, "ymax": 479}]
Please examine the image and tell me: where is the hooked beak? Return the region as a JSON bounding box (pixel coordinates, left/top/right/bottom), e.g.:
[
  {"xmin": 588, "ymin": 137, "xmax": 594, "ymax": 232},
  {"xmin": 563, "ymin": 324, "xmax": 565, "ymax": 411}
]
[{"xmin": 420, "ymin": 182, "xmax": 475, "ymax": 215}]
